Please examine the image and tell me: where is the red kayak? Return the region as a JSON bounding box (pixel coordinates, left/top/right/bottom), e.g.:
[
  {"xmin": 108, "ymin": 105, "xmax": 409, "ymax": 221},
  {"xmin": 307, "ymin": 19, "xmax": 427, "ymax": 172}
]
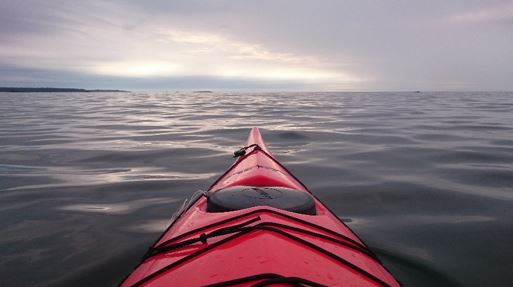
[{"xmin": 120, "ymin": 128, "xmax": 401, "ymax": 287}]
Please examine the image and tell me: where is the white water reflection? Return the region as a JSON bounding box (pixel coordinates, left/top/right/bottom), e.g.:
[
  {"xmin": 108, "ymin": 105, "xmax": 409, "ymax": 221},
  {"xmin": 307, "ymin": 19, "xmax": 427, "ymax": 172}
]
[
  {"xmin": 59, "ymin": 197, "xmax": 179, "ymax": 214},
  {"xmin": 124, "ymin": 219, "xmax": 172, "ymax": 233},
  {"xmin": 3, "ymin": 165, "xmax": 218, "ymax": 191},
  {"xmin": 342, "ymin": 214, "xmax": 495, "ymax": 228}
]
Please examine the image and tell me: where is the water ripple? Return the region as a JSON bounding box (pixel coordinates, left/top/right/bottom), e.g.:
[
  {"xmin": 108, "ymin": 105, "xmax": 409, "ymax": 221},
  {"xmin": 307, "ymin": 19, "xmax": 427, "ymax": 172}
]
[{"xmin": 1, "ymin": 91, "xmax": 513, "ymax": 287}]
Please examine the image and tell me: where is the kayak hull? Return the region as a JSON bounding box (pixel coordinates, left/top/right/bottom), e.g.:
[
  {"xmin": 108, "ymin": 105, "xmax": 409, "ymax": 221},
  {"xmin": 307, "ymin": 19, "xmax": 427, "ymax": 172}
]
[{"xmin": 120, "ymin": 128, "xmax": 400, "ymax": 287}]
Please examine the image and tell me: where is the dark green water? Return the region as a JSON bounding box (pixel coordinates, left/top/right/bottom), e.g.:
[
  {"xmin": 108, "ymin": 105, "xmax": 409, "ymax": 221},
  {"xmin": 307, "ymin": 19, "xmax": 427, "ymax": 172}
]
[{"xmin": 1, "ymin": 92, "xmax": 512, "ymax": 286}]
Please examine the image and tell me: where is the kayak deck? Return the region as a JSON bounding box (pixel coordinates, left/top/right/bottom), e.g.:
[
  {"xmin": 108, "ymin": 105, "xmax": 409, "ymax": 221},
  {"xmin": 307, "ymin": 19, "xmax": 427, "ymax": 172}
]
[{"xmin": 120, "ymin": 128, "xmax": 400, "ymax": 287}]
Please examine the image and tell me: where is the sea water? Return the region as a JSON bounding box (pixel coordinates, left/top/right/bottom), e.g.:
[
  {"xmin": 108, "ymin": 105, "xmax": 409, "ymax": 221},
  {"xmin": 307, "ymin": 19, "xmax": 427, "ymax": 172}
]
[{"xmin": 1, "ymin": 91, "xmax": 512, "ymax": 286}]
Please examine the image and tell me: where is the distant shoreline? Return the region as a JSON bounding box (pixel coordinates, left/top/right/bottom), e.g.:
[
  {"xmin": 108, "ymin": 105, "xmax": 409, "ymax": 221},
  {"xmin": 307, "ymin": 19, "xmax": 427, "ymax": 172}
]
[{"xmin": 0, "ymin": 87, "xmax": 128, "ymax": 93}]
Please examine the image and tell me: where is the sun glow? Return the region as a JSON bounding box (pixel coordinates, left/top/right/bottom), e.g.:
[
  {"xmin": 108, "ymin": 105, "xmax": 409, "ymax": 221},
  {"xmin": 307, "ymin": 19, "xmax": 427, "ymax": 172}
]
[
  {"xmin": 1, "ymin": 17, "xmax": 361, "ymax": 88},
  {"xmin": 93, "ymin": 61, "xmax": 181, "ymax": 77},
  {"xmin": 84, "ymin": 28, "xmax": 359, "ymax": 84}
]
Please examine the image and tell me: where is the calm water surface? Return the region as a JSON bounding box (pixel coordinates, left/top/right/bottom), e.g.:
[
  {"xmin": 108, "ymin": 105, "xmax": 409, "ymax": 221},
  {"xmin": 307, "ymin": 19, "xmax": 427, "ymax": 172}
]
[{"xmin": 1, "ymin": 92, "xmax": 512, "ymax": 286}]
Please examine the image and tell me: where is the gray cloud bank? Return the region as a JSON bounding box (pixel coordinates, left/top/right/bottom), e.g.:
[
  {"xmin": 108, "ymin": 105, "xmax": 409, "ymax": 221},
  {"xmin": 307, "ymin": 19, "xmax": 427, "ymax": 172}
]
[{"xmin": 1, "ymin": 0, "xmax": 512, "ymax": 91}]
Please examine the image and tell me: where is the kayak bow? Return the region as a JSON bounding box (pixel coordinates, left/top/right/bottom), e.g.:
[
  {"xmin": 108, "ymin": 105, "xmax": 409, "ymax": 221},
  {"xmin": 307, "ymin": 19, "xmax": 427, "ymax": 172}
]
[{"xmin": 120, "ymin": 127, "xmax": 401, "ymax": 287}]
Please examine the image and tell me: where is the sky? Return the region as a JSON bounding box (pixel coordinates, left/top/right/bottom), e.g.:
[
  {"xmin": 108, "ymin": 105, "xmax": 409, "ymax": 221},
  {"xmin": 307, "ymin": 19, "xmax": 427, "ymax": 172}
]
[{"xmin": 0, "ymin": 0, "xmax": 512, "ymax": 91}]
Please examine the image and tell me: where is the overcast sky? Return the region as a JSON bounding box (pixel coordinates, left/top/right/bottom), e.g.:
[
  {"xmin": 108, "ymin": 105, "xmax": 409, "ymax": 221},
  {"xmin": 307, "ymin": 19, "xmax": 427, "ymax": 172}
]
[{"xmin": 1, "ymin": 0, "xmax": 512, "ymax": 91}]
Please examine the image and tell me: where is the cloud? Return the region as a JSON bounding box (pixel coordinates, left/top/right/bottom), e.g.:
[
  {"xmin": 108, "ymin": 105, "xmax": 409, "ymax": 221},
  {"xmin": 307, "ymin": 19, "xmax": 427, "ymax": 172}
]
[
  {"xmin": 0, "ymin": 0, "xmax": 512, "ymax": 90},
  {"xmin": 443, "ymin": 2, "xmax": 513, "ymax": 24},
  {"xmin": 0, "ymin": 1, "xmax": 359, "ymax": 90}
]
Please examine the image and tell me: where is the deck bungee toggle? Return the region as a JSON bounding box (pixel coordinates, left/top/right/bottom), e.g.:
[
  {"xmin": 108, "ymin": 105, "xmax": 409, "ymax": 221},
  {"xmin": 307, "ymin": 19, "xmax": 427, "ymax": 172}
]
[
  {"xmin": 233, "ymin": 144, "xmax": 262, "ymax": 158},
  {"xmin": 120, "ymin": 127, "xmax": 401, "ymax": 287}
]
